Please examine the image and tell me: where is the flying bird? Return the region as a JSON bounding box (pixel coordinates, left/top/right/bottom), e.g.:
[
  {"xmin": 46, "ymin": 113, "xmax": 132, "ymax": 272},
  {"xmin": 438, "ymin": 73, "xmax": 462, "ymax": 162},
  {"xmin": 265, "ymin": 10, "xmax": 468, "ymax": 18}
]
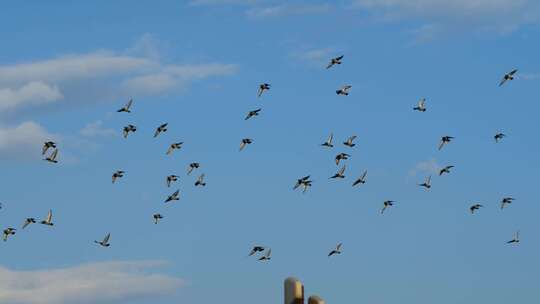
[
  {"xmin": 245, "ymin": 108, "xmax": 261, "ymax": 120},
  {"xmin": 500, "ymin": 197, "xmax": 515, "ymax": 210},
  {"xmin": 343, "ymin": 135, "xmax": 357, "ymax": 147},
  {"xmin": 381, "ymin": 200, "xmax": 395, "ymax": 214},
  {"xmin": 154, "ymin": 123, "xmax": 168, "ymax": 138},
  {"xmin": 3, "ymin": 228, "xmax": 15, "ymax": 241},
  {"xmin": 187, "ymin": 162, "xmax": 200, "ymax": 175},
  {"xmin": 95, "ymin": 233, "xmax": 111, "ymax": 247},
  {"xmin": 418, "ymin": 175, "xmax": 432, "ymax": 189},
  {"xmin": 293, "ymin": 175, "xmax": 312, "ymax": 193},
  {"xmin": 352, "ymin": 170, "xmax": 367, "ymax": 186},
  {"xmin": 330, "ymin": 165, "xmax": 346, "ymax": 179},
  {"xmin": 42, "ymin": 141, "xmax": 56, "ymax": 155},
  {"xmin": 506, "ymin": 230, "xmax": 520, "ymax": 244},
  {"xmin": 165, "ymin": 190, "xmax": 180, "ymax": 203},
  {"xmin": 494, "ymin": 133, "xmax": 506, "ymax": 143},
  {"xmin": 122, "ymin": 125, "xmax": 137, "ymax": 138},
  {"xmin": 326, "ymin": 55, "xmax": 344, "ymax": 69},
  {"xmin": 167, "ymin": 142, "xmax": 183, "ymax": 155},
  {"xmin": 321, "ymin": 133, "xmax": 334, "ymax": 148},
  {"xmin": 258, "ymin": 83, "xmax": 270, "ymax": 97},
  {"xmin": 22, "ymin": 218, "xmax": 36, "ymax": 229},
  {"xmin": 117, "ymin": 99, "xmax": 133, "ymax": 113},
  {"xmin": 336, "ymin": 85, "xmax": 352, "ymax": 96},
  {"xmin": 335, "ymin": 153, "xmax": 350, "ymax": 165},
  {"xmin": 413, "ymin": 98, "xmax": 426, "ymax": 112},
  {"xmin": 470, "ymin": 204, "xmax": 483, "ymax": 214},
  {"xmin": 499, "ymin": 69, "xmax": 518, "ymax": 87},
  {"xmin": 328, "ymin": 243, "xmax": 342, "ymax": 257},
  {"xmin": 438, "ymin": 136, "xmax": 454, "ymax": 150},
  {"xmin": 439, "ymin": 165, "xmax": 454, "ymax": 176},
  {"xmin": 44, "ymin": 149, "xmax": 59, "ymax": 163},
  {"xmin": 258, "ymin": 248, "xmax": 272, "ymax": 261},
  {"xmin": 40, "ymin": 210, "xmax": 54, "ymax": 226},
  {"xmin": 248, "ymin": 246, "xmax": 266, "ymax": 257},
  {"xmin": 153, "ymin": 214, "xmax": 163, "ymax": 224},
  {"xmin": 166, "ymin": 175, "xmax": 179, "ymax": 187},
  {"xmin": 195, "ymin": 173, "xmax": 206, "ymax": 187},
  {"xmin": 112, "ymin": 170, "xmax": 125, "ymax": 184},
  {"xmin": 239, "ymin": 138, "xmax": 253, "ymax": 151}
]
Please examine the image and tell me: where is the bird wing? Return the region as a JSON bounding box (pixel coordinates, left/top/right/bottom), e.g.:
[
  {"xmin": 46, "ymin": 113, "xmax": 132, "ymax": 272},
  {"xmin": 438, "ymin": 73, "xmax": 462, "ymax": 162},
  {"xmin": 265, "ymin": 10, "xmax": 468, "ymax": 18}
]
[
  {"xmin": 349, "ymin": 135, "xmax": 357, "ymax": 142},
  {"xmin": 239, "ymin": 141, "xmax": 246, "ymax": 151},
  {"xmin": 166, "ymin": 145, "xmax": 174, "ymax": 155},
  {"xmin": 438, "ymin": 140, "xmax": 445, "ymax": 150},
  {"xmin": 154, "ymin": 128, "xmax": 160, "ymax": 138},
  {"xmin": 42, "ymin": 144, "xmax": 48, "ymax": 155},
  {"xmin": 266, "ymin": 248, "xmax": 271, "ymax": 258},
  {"xmin": 361, "ymin": 170, "xmax": 367, "ymax": 180},
  {"xmin": 257, "ymin": 86, "xmax": 263, "ymax": 97},
  {"xmin": 103, "ymin": 233, "xmax": 110, "ymax": 243},
  {"xmin": 327, "ymin": 133, "xmax": 333, "ymax": 144},
  {"xmin": 509, "ymin": 69, "xmax": 518, "ymax": 76},
  {"xmin": 338, "ymin": 165, "xmax": 346, "ymax": 175},
  {"xmin": 499, "ymin": 77, "xmax": 507, "ymax": 87},
  {"xmin": 126, "ymin": 99, "xmax": 132, "ymax": 110},
  {"xmin": 22, "ymin": 220, "xmax": 30, "ymax": 229},
  {"xmin": 51, "ymin": 149, "xmax": 58, "ymax": 160},
  {"xmin": 46, "ymin": 210, "xmax": 52, "ymax": 222},
  {"xmin": 426, "ymin": 175, "xmax": 431, "ymax": 184},
  {"xmin": 337, "ymin": 243, "xmax": 342, "ymax": 250},
  {"xmin": 173, "ymin": 190, "xmax": 180, "ymax": 197},
  {"xmin": 198, "ymin": 174, "xmax": 205, "ymax": 182}
]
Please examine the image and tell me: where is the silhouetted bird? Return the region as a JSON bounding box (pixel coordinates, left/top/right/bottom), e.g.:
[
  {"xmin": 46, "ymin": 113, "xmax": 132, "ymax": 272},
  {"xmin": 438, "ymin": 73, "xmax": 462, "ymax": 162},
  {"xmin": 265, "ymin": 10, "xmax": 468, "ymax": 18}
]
[
  {"xmin": 42, "ymin": 141, "xmax": 56, "ymax": 155},
  {"xmin": 245, "ymin": 108, "xmax": 261, "ymax": 120},
  {"xmin": 22, "ymin": 218, "xmax": 36, "ymax": 229},
  {"xmin": 470, "ymin": 204, "xmax": 483, "ymax": 214},
  {"xmin": 321, "ymin": 133, "xmax": 334, "ymax": 148},
  {"xmin": 336, "ymin": 85, "xmax": 352, "ymax": 96},
  {"xmin": 40, "ymin": 210, "xmax": 54, "ymax": 226},
  {"xmin": 438, "ymin": 136, "xmax": 454, "ymax": 150},
  {"xmin": 153, "ymin": 214, "xmax": 163, "ymax": 224},
  {"xmin": 293, "ymin": 175, "xmax": 312, "ymax": 193},
  {"xmin": 167, "ymin": 142, "xmax": 183, "ymax": 155},
  {"xmin": 494, "ymin": 133, "xmax": 506, "ymax": 143},
  {"xmin": 44, "ymin": 149, "xmax": 59, "ymax": 163},
  {"xmin": 117, "ymin": 99, "xmax": 133, "ymax": 113},
  {"xmin": 413, "ymin": 98, "xmax": 426, "ymax": 112},
  {"xmin": 166, "ymin": 175, "xmax": 179, "ymax": 187},
  {"xmin": 195, "ymin": 174, "xmax": 206, "ymax": 187},
  {"xmin": 352, "ymin": 170, "xmax": 367, "ymax": 187},
  {"xmin": 258, "ymin": 83, "xmax": 270, "ymax": 97},
  {"xmin": 328, "ymin": 243, "xmax": 342, "ymax": 257},
  {"xmin": 258, "ymin": 248, "xmax": 272, "ymax": 261},
  {"xmin": 506, "ymin": 231, "xmax": 520, "ymax": 244},
  {"xmin": 330, "ymin": 165, "xmax": 346, "ymax": 179},
  {"xmin": 439, "ymin": 165, "xmax": 454, "ymax": 176},
  {"xmin": 343, "ymin": 135, "xmax": 357, "ymax": 147},
  {"xmin": 112, "ymin": 170, "xmax": 125, "ymax": 184},
  {"xmin": 95, "ymin": 233, "xmax": 111, "ymax": 247},
  {"xmin": 499, "ymin": 69, "xmax": 518, "ymax": 87},
  {"xmin": 165, "ymin": 190, "xmax": 180, "ymax": 203},
  {"xmin": 187, "ymin": 162, "xmax": 200, "ymax": 175},
  {"xmin": 418, "ymin": 175, "xmax": 432, "ymax": 189},
  {"xmin": 381, "ymin": 200, "xmax": 394, "ymax": 214},
  {"xmin": 326, "ymin": 55, "xmax": 343, "ymax": 69},
  {"xmin": 123, "ymin": 125, "xmax": 137, "ymax": 138},
  {"xmin": 335, "ymin": 153, "xmax": 350, "ymax": 165},
  {"xmin": 248, "ymin": 246, "xmax": 265, "ymax": 256},
  {"xmin": 501, "ymin": 197, "xmax": 515, "ymax": 210},
  {"xmin": 239, "ymin": 138, "xmax": 253, "ymax": 151},
  {"xmin": 154, "ymin": 123, "xmax": 168, "ymax": 138},
  {"xmin": 3, "ymin": 228, "xmax": 15, "ymax": 241}
]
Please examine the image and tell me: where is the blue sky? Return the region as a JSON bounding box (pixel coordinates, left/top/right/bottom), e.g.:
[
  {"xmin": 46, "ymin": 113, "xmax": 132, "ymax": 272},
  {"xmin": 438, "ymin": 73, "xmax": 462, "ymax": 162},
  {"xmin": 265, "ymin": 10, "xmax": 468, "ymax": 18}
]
[{"xmin": 1, "ymin": 1, "xmax": 540, "ymax": 303}]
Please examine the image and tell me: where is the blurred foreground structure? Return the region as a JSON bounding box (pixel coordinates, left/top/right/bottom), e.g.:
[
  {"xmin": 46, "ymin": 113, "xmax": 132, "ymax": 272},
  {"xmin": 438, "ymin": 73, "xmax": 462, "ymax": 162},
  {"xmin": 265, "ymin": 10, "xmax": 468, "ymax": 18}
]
[{"xmin": 284, "ymin": 277, "xmax": 325, "ymax": 304}]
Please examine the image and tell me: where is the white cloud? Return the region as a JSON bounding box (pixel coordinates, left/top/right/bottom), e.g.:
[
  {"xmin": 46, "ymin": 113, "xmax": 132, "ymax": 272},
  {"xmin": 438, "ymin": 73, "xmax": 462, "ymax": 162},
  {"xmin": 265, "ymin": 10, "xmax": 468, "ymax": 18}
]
[
  {"xmin": 352, "ymin": 0, "xmax": 540, "ymax": 38},
  {"xmin": 0, "ymin": 121, "xmax": 57, "ymax": 160},
  {"xmin": 0, "ymin": 82, "xmax": 63, "ymax": 112},
  {"xmin": 408, "ymin": 158, "xmax": 440, "ymax": 178},
  {"xmin": 291, "ymin": 47, "xmax": 336, "ymax": 67},
  {"xmin": 80, "ymin": 120, "xmax": 117, "ymax": 138},
  {"xmin": 0, "ymin": 260, "xmax": 184, "ymax": 304},
  {"xmin": 246, "ymin": 3, "xmax": 332, "ymax": 18}
]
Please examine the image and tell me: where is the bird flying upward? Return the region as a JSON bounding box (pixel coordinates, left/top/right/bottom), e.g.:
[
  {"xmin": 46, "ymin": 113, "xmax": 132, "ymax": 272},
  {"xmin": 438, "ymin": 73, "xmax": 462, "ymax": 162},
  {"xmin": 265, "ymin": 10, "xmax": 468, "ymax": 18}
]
[
  {"xmin": 117, "ymin": 99, "xmax": 133, "ymax": 113},
  {"xmin": 326, "ymin": 55, "xmax": 344, "ymax": 69},
  {"xmin": 328, "ymin": 243, "xmax": 342, "ymax": 257},
  {"xmin": 95, "ymin": 233, "xmax": 111, "ymax": 247},
  {"xmin": 40, "ymin": 210, "xmax": 54, "ymax": 226},
  {"xmin": 258, "ymin": 83, "xmax": 270, "ymax": 97},
  {"xmin": 413, "ymin": 98, "xmax": 426, "ymax": 112},
  {"xmin": 154, "ymin": 123, "xmax": 168, "ymax": 138},
  {"xmin": 352, "ymin": 170, "xmax": 367, "ymax": 186},
  {"xmin": 499, "ymin": 69, "xmax": 518, "ymax": 87},
  {"xmin": 336, "ymin": 85, "xmax": 352, "ymax": 96}
]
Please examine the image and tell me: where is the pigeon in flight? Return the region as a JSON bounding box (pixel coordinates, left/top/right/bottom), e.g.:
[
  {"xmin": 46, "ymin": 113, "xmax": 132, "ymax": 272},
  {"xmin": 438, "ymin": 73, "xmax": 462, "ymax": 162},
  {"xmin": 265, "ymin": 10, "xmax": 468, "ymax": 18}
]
[
  {"xmin": 166, "ymin": 175, "xmax": 179, "ymax": 188},
  {"xmin": 40, "ymin": 210, "xmax": 54, "ymax": 226},
  {"xmin": 123, "ymin": 125, "xmax": 137, "ymax": 138},
  {"xmin": 167, "ymin": 142, "xmax": 183, "ymax": 155},
  {"xmin": 117, "ymin": 99, "xmax": 133, "ymax": 113},
  {"xmin": 321, "ymin": 133, "xmax": 334, "ymax": 148},
  {"xmin": 336, "ymin": 85, "xmax": 352, "ymax": 96},
  {"xmin": 326, "ymin": 55, "xmax": 344, "ymax": 69},
  {"xmin": 245, "ymin": 108, "xmax": 261, "ymax": 120},
  {"xmin": 418, "ymin": 175, "xmax": 432, "ymax": 189},
  {"xmin": 153, "ymin": 214, "xmax": 163, "ymax": 224},
  {"xmin": 258, "ymin": 248, "xmax": 272, "ymax": 261},
  {"xmin": 335, "ymin": 153, "xmax": 350, "ymax": 165},
  {"xmin": 3, "ymin": 228, "xmax": 15, "ymax": 241},
  {"xmin": 95, "ymin": 233, "xmax": 111, "ymax": 247},
  {"xmin": 195, "ymin": 174, "xmax": 206, "ymax": 187},
  {"xmin": 343, "ymin": 135, "xmax": 357, "ymax": 148},
  {"xmin": 506, "ymin": 231, "xmax": 520, "ymax": 244},
  {"xmin": 413, "ymin": 98, "xmax": 426, "ymax": 112},
  {"xmin": 22, "ymin": 218, "xmax": 36, "ymax": 229},
  {"xmin": 293, "ymin": 175, "xmax": 312, "ymax": 193},
  {"xmin": 352, "ymin": 170, "xmax": 367, "ymax": 186},
  {"xmin": 499, "ymin": 69, "xmax": 518, "ymax": 87},
  {"xmin": 470, "ymin": 204, "xmax": 483, "ymax": 214},
  {"xmin": 381, "ymin": 200, "xmax": 395, "ymax": 214},
  {"xmin": 44, "ymin": 149, "xmax": 59, "ymax": 163},
  {"xmin": 500, "ymin": 197, "xmax": 515, "ymax": 210},
  {"xmin": 494, "ymin": 133, "xmax": 506, "ymax": 143},
  {"xmin": 154, "ymin": 123, "xmax": 168, "ymax": 138},
  {"xmin": 42, "ymin": 141, "xmax": 56, "ymax": 155},
  {"xmin": 248, "ymin": 246, "xmax": 266, "ymax": 257},
  {"xmin": 258, "ymin": 83, "xmax": 270, "ymax": 97},
  {"xmin": 187, "ymin": 162, "xmax": 200, "ymax": 175},
  {"xmin": 438, "ymin": 136, "xmax": 454, "ymax": 150},
  {"xmin": 439, "ymin": 165, "xmax": 454, "ymax": 176},
  {"xmin": 328, "ymin": 243, "xmax": 342, "ymax": 257},
  {"xmin": 330, "ymin": 165, "xmax": 346, "ymax": 179},
  {"xmin": 165, "ymin": 190, "xmax": 180, "ymax": 203},
  {"xmin": 112, "ymin": 170, "xmax": 125, "ymax": 184},
  {"xmin": 240, "ymin": 138, "xmax": 253, "ymax": 151}
]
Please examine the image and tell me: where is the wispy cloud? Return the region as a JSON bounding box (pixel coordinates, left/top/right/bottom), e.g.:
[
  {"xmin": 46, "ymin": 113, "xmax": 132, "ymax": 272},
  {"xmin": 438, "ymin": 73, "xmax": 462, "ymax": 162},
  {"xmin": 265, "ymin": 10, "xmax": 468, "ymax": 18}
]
[
  {"xmin": 0, "ymin": 82, "xmax": 63, "ymax": 112},
  {"xmin": 408, "ymin": 158, "xmax": 441, "ymax": 178},
  {"xmin": 290, "ymin": 47, "xmax": 337, "ymax": 67},
  {"xmin": 0, "ymin": 260, "xmax": 184, "ymax": 304},
  {"xmin": 246, "ymin": 3, "xmax": 332, "ymax": 18},
  {"xmin": 80, "ymin": 120, "xmax": 117, "ymax": 138},
  {"xmin": 0, "ymin": 121, "xmax": 58, "ymax": 160}
]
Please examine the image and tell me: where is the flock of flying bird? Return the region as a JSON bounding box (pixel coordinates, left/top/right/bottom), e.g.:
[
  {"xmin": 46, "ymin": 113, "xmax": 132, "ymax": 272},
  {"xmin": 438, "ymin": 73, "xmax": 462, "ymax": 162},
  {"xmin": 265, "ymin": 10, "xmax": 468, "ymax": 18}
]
[{"xmin": 2, "ymin": 55, "xmax": 522, "ymax": 257}]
